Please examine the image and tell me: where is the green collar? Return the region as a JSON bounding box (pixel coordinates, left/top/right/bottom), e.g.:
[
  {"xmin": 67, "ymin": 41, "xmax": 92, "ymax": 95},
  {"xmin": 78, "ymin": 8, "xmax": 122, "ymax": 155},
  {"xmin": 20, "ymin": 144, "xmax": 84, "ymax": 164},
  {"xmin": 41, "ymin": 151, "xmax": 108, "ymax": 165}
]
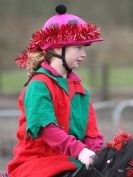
[{"xmin": 36, "ymin": 68, "xmax": 69, "ymax": 94}]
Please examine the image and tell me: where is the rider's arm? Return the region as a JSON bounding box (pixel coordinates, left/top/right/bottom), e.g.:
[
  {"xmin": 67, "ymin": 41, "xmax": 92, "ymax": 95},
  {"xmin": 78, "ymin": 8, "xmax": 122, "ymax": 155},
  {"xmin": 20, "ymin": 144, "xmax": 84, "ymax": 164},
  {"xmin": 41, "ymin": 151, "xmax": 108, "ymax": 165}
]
[
  {"xmin": 41, "ymin": 123, "xmax": 86, "ymax": 159},
  {"xmin": 83, "ymin": 102, "xmax": 104, "ymax": 152},
  {"xmin": 41, "ymin": 123, "xmax": 96, "ymax": 168}
]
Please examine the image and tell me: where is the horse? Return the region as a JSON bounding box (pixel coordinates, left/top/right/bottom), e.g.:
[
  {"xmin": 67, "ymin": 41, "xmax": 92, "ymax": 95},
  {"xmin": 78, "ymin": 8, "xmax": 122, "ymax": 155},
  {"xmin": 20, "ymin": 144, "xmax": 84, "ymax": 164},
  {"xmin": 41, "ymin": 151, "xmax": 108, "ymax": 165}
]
[
  {"xmin": 1, "ymin": 132, "xmax": 133, "ymax": 177},
  {"xmin": 74, "ymin": 131, "xmax": 133, "ymax": 177},
  {"xmin": 85, "ymin": 131, "xmax": 133, "ymax": 177}
]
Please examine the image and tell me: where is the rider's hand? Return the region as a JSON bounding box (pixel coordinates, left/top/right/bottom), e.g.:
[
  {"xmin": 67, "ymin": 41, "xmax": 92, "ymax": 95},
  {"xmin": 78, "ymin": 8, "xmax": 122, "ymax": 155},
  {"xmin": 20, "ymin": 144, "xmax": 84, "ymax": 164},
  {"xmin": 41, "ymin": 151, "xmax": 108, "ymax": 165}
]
[{"xmin": 78, "ymin": 148, "xmax": 96, "ymax": 169}]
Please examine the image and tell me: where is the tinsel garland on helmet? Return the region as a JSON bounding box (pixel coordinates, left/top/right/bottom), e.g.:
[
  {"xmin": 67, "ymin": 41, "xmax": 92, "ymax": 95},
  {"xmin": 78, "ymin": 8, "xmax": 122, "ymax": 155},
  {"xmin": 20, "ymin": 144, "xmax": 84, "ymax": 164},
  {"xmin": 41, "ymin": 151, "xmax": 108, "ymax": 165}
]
[
  {"xmin": 15, "ymin": 50, "xmax": 29, "ymax": 69},
  {"xmin": 15, "ymin": 23, "xmax": 101, "ymax": 68},
  {"xmin": 29, "ymin": 23, "xmax": 101, "ymax": 51}
]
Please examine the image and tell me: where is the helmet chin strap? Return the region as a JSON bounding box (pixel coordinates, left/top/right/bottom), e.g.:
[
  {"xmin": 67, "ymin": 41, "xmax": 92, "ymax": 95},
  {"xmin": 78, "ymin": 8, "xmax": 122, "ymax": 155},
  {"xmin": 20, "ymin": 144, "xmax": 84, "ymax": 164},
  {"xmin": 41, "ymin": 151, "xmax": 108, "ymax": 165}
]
[{"xmin": 48, "ymin": 47, "xmax": 72, "ymax": 73}]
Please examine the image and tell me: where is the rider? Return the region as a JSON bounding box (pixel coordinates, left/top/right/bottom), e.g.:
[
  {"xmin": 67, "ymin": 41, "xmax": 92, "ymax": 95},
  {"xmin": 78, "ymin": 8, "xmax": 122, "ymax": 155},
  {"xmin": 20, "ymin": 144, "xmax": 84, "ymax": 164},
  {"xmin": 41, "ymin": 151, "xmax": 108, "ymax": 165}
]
[{"xmin": 7, "ymin": 4, "xmax": 104, "ymax": 177}]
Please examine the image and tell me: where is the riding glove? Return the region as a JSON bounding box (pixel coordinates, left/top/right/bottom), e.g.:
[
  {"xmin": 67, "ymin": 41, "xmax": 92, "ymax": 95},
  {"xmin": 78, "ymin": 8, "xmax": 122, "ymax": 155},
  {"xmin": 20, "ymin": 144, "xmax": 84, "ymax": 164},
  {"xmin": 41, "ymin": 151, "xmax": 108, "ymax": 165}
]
[{"xmin": 78, "ymin": 147, "xmax": 96, "ymax": 169}]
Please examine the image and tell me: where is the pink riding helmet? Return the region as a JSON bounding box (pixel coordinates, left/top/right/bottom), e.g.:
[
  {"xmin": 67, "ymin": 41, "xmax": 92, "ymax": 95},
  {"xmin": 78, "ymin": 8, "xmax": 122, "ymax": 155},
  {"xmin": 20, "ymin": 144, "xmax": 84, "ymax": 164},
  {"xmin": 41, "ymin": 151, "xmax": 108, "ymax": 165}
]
[{"xmin": 16, "ymin": 4, "xmax": 103, "ymax": 68}]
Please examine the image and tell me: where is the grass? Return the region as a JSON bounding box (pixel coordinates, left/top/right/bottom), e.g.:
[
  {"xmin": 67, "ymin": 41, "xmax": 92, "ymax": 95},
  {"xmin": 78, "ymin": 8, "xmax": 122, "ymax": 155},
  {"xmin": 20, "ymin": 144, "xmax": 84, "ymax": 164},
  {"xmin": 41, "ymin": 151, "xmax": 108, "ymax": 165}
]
[
  {"xmin": 0, "ymin": 70, "xmax": 27, "ymax": 94},
  {"xmin": 109, "ymin": 67, "xmax": 133, "ymax": 86},
  {"xmin": 77, "ymin": 66, "xmax": 133, "ymax": 87},
  {"xmin": 0, "ymin": 66, "xmax": 133, "ymax": 94}
]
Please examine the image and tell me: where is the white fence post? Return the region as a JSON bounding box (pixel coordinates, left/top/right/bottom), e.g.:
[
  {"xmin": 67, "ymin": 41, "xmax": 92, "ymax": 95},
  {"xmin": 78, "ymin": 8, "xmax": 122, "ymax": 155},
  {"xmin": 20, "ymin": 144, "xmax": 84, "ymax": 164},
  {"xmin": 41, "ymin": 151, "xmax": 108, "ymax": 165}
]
[{"xmin": 112, "ymin": 100, "xmax": 133, "ymax": 131}]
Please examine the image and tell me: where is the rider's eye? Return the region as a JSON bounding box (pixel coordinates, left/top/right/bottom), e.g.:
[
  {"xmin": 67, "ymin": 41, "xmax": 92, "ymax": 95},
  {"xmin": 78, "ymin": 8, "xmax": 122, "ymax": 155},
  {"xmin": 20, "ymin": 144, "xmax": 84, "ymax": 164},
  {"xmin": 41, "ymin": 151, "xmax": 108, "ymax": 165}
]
[{"xmin": 76, "ymin": 46, "xmax": 82, "ymax": 50}]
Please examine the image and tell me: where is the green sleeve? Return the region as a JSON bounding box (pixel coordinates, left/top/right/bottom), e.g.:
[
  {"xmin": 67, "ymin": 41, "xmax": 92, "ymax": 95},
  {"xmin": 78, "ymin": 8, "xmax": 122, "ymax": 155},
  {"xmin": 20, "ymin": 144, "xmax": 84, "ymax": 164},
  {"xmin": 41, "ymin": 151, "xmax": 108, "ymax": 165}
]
[{"xmin": 24, "ymin": 80, "xmax": 58, "ymax": 139}]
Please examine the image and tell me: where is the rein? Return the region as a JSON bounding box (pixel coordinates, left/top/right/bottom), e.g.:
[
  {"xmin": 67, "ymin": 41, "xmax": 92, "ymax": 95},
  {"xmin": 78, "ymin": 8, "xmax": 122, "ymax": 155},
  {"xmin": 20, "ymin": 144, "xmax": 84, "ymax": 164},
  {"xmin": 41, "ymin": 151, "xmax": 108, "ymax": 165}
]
[
  {"xmin": 90, "ymin": 164, "xmax": 104, "ymax": 177},
  {"xmin": 118, "ymin": 166, "xmax": 133, "ymax": 173},
  {"xmin": 90, "ymin": 165, "xmax": 133, "ymax": 177}
]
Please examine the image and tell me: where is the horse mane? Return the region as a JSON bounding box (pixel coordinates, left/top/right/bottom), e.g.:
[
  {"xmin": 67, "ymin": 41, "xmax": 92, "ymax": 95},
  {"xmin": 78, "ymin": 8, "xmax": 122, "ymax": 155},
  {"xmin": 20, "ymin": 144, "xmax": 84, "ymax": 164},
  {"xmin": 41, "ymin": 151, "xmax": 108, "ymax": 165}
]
[
  {"xmin": 87, "ymin": 131, "xmax": 133, "ymax": 177},
  {"xmin": 106, "ymin": 131, "xmax": 132, "ymax": 151}
]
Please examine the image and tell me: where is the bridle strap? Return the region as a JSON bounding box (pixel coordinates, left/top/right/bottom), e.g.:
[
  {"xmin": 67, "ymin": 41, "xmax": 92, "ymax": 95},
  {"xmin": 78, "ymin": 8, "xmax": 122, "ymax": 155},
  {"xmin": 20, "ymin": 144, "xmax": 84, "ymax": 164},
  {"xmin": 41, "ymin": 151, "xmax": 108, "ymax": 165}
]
[
  {"xmin": 118, "ymin": 166, "xmax": 133, "ymax": 173},
  {"xmin": 91, "ymin": 163, "xmax": 133, "ymax": 176},
  {"xmin": 90, "ymin": 165, "xmax": 104, "ymax": 177}
]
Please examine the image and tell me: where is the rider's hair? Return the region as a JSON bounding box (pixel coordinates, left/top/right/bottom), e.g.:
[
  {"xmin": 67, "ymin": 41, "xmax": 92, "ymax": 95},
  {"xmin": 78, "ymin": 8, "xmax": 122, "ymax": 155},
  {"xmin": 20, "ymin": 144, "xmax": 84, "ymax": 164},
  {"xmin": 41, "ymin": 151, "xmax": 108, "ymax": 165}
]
[
  {"xmin": 26, "ymin": 49, "xmax": 58, "ymax": 78},
  {"xmin": 27, "ymin": 51, "xmax": 45, "ymax": 78}
]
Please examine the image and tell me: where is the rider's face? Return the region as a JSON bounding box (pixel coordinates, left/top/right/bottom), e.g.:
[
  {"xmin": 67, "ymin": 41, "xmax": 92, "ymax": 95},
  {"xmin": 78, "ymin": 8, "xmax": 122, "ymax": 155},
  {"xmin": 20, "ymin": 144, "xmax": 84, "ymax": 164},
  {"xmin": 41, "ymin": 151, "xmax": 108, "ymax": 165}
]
[{"xmin": 65, "ymin": 45, "xmax": 86, "ymax": 69}]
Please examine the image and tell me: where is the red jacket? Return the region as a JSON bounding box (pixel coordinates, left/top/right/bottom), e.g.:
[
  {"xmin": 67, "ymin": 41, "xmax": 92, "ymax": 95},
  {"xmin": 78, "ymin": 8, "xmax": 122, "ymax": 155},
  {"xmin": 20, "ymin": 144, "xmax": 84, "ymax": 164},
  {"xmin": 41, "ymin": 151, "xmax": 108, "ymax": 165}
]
[{"xmin": 8, "ymin": 69, "xmax": 103, "ymax": 177}]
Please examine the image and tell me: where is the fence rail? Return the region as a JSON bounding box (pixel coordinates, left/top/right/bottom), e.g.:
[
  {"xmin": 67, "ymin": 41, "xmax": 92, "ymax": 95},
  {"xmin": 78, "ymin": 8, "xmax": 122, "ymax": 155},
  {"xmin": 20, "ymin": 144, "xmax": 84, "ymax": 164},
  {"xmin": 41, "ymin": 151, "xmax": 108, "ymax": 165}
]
[{"xmin": 0, "ymin": 100, "xmax": 133, "ymax": 132}]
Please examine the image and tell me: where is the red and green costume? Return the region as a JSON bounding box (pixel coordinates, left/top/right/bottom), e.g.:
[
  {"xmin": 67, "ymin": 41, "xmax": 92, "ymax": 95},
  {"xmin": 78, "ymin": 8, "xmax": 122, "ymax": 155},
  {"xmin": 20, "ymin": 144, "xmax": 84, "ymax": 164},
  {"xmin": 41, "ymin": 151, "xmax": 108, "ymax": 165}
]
[
  {"xmin": 7, "ymin": 67, "xmax": 103, "ymax": 177},
  {"xmin": 10, "ymin": 4, "xmax": 104, "ymax": 177}
]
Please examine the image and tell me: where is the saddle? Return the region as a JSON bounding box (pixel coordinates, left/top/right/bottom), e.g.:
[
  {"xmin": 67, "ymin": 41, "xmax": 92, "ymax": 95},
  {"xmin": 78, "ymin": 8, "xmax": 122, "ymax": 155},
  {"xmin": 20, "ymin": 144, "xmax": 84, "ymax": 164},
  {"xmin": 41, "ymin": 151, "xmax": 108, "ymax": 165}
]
[{"xmin": 55, "ymin": 165, "xmax": 87, "ymax": 177}]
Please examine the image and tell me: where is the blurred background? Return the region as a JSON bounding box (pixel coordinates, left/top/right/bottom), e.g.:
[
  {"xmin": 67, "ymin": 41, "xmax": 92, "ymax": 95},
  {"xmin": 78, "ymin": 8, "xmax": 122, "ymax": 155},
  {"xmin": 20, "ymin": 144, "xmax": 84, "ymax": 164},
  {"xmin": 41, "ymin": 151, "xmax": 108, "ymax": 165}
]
[{"xmin": 0, "ymin": 0, "xmax": 133, "ymax": 171}]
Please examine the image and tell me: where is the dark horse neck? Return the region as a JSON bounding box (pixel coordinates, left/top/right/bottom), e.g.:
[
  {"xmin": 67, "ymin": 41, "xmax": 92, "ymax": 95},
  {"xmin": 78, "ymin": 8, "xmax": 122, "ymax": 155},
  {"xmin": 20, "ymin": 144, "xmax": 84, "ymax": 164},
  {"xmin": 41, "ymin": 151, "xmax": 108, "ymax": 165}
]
[{"xmin": 86, "ymin": 133, "xmax": 133, "ymax": 177}]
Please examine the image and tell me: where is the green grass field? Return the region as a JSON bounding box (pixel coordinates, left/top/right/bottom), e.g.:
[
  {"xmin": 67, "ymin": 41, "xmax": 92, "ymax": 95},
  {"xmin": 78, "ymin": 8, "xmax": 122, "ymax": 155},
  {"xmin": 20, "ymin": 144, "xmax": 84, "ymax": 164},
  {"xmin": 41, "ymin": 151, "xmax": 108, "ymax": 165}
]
[
  {"xmin": 1, "ymin": 70, "xmax": 27, "ymax": 94},
  {"xmin": 0, "ymin": 67, "xmax": 133, "ymax": 94},
  {"xmin": 77, "ymin": 67, "xmax": 133, "ymax": 87}
]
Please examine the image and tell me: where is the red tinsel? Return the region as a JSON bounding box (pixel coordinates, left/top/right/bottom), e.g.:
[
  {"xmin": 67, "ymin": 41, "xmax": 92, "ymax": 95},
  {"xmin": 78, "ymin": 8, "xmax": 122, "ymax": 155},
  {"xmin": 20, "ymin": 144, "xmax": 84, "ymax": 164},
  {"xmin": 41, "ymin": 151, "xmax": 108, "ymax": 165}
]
[
  {"xmin": 15, "ymin": 50, "xmax": 28, "ymax": 69},
  {"xmin": 127, "ymin": 160, "xmax": 133, "ymax": 177},
  {"xmin": 106, "ymin": 131, "xmax": 133, "ymax": 151},
  {"xmin": 28, "ymin": 23, "xmax": 101, "ymax": 51},
  {"xmin": 28, "ymin": 30, "xmax": 45, "ymax": 52},
  {"xmin": 16, "ymin": 23, "xmax": 102, "ymax": 68}
]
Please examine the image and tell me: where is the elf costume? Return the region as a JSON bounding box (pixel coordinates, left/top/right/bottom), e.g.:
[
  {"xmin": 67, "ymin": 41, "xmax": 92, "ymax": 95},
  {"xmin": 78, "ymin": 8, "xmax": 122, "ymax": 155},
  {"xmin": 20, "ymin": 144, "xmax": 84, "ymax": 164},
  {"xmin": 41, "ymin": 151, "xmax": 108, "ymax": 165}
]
[{"xmin": 7, "ymin": 4, "xmax": 103, "ymax": 177}]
